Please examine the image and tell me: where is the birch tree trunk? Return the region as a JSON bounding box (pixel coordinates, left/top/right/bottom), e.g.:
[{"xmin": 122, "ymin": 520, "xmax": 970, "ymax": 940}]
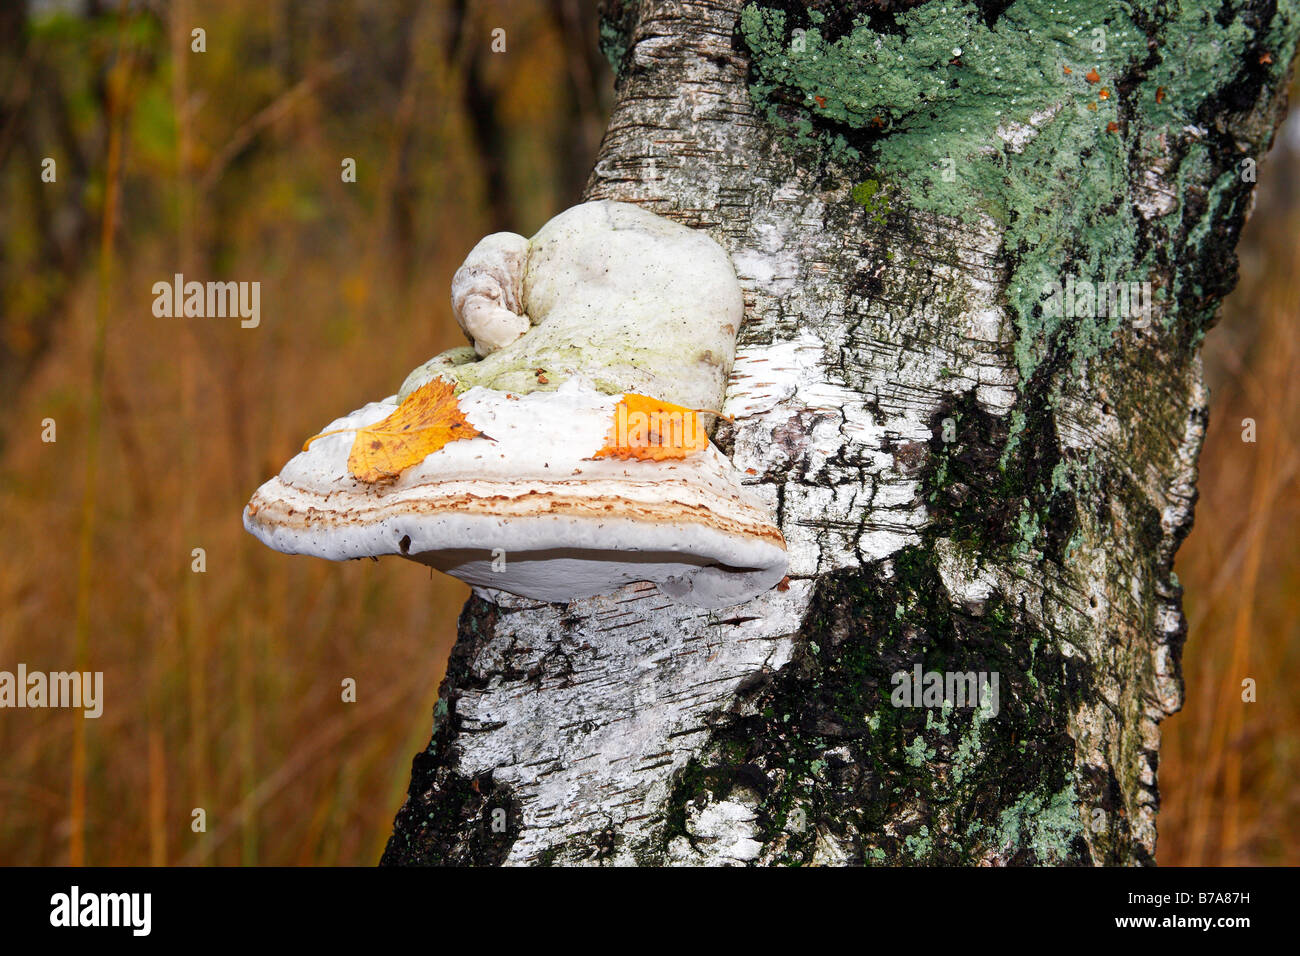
[{"xmin": 382, "ymin": 0, "xmax": 1298, "ymax": 865}]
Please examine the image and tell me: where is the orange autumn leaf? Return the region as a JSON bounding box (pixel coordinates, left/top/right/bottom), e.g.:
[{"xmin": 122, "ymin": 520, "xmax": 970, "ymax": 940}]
[
  {"xmin": 304, "ymin": 379, "xmax": 483, "ymax": 482},
  {"xmin": 590, "ymin": 393, "xmax": 713, "ymax": 462}
]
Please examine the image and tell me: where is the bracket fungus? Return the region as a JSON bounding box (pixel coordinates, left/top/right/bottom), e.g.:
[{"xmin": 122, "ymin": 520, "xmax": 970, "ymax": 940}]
[{"xmin": 243, "ymin": 200, "xmax": 788, "ymax": 608}]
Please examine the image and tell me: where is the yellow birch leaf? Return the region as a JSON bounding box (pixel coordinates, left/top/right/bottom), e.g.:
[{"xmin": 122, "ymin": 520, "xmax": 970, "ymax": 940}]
[
  {"xmin": 303, "ymin": 379, "xmax": 483, "ymax": 482},
  {"xmin": 590, "ymin": 393, "xmax": 713, "ymax": 461}
]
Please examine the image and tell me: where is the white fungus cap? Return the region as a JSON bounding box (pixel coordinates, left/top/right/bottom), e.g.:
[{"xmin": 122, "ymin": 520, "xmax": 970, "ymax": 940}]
[
  {"xmin": 245, "ymin": 200, "xmax": 787, "ymax": 608},
  {"xmin": 244, "ymin": 380, "xmax": 788, "ymax": 609}
]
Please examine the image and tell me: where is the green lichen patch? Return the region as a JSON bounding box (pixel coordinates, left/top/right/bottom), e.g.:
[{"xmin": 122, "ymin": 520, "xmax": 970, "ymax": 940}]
[
  {"xmin": 850, "ymin": 178, "xmax": 894, "ymax": 225},
  {"xmin": 995, "ymin": 782, "xmax": 1085, "ymax": 862},
  {"xmin": 738, "ymin": 0, "xmax": 1300, "ymax": 385}
]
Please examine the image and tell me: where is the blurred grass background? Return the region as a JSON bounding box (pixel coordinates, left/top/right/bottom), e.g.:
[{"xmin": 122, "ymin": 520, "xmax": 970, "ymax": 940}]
[{"xmin": 0, "ymin": 0, "xmax": 1293, "ymax": 865}]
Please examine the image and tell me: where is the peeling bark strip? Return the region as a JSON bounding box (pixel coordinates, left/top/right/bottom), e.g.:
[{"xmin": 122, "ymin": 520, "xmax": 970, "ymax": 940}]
[{"xmin": 383, "ymin": 0, "xmax": 1298, "ymax": 865}]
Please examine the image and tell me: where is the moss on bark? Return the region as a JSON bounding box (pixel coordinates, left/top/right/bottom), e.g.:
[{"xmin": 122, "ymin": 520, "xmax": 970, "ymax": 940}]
[{"xmin": 664, "ymin": 553, "xmax": 1094, "ymax": 864}]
